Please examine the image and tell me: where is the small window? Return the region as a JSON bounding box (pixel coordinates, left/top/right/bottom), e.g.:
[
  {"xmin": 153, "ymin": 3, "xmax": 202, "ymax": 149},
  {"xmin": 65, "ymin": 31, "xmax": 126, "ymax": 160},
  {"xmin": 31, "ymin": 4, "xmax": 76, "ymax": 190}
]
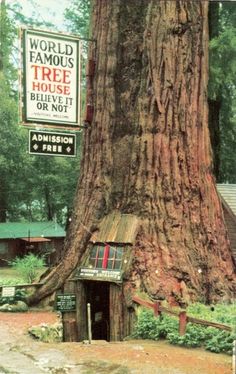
[{"xmin": 88, "ymin": 244, "xmax": 123, "ymax": 270}]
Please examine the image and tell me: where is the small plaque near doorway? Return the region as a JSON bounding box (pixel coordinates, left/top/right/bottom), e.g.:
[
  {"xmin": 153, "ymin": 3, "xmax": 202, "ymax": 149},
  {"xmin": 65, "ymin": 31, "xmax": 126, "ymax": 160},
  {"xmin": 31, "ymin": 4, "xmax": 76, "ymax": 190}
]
[{"xmin": 55, "ymin": 294, "xmax": 76, "ymax": 312}]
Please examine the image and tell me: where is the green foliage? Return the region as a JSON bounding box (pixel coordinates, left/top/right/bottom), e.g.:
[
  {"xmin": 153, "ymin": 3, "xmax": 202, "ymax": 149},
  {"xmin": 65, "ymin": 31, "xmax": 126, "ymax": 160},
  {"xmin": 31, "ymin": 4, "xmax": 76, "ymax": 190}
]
[
  {"xmin": 133, "ymin": 309, "xmax": 178, "ymax": 340},
  {"xmin": 0, "ymin": 1, "xmax": 82, "ymax": 224},
  {"xmin": 65, "ymin": 0, "xmax": 91, "ymax": 116},
  {"xmin": 134, "ymin": 303, "xmax": 236, "ymax": 355},
  {"xmin": 168, "ymin": 324, "xmax": 206, "ymax": 348},
  {"xmin": 0, "ymin": 300, "xmax": 28, "ymax": 312},
  {"xmin": 28, "ymin": 323, "xmax": 62, "ymax": 343},
  {"xmin": 208, "ymin": 2, "xmax": 236, "ymax": 182},
  {"xmin": 7, "ymin": 1, "xmax": 54, "ymax": 30},
  {"xmin": 187, "ymin": 302, "xmax": 236, "ymax": 326},
  {"xmin": 0, "ymin": 2, "xmax": 26, "ymax": 221},
  {"xmin": 64, "ymin": 0, "xmax": 91, "ymax": 38},
  {"xmin": 16, "ymin": 151, "xmax": 81, "ymax": 224},
  {"xmin": 10, "ymin": 253, "xmax": 45, "ymax": 283},
  {"xmin": 0, "ymin": 278, "xmax": 24, "ymax": 286},
  {"xmin": 204, "ymin": 329, "xmax": 236, "ymax": 354},
  {"xmin": 168, "ymin": 325, "xmax": 236, "ymax": 354},
  {"xmin": 0, "ymin": 73, "xmax": 26, "ymax": 221},
  {"xmin": 0, "ymin": 1, "xmax": 17, "ymax": 83}
]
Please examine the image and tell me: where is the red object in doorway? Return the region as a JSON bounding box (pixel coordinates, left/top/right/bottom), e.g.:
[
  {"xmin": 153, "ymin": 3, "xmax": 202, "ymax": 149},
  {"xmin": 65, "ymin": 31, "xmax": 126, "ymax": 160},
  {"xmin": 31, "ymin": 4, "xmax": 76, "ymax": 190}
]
[{"xmin": 102, "ymin": 244, "xmax": 110, "ymax": 269}]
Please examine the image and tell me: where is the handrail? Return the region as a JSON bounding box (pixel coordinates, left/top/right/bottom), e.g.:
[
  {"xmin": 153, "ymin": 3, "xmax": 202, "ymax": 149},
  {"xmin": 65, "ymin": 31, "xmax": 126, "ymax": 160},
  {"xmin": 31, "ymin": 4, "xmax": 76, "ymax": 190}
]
[{"xmin": 0, "ymin": 282, "xmax": 44, "ymax": 290}]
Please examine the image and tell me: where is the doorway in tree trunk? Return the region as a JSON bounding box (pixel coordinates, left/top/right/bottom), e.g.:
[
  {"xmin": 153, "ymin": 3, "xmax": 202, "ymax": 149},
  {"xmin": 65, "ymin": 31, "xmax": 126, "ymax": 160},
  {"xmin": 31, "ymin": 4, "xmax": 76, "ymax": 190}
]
[{"xmin": 86, "ymin": 281, "xmax": 110, "ymax": 341}]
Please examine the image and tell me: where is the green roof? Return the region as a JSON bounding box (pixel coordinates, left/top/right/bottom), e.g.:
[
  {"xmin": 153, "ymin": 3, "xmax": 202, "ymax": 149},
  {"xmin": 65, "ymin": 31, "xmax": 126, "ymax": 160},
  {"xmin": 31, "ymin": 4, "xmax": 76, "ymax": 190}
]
[{"xmin": 0, "ymin": 221, "xmax": 65, "ymax": 240}]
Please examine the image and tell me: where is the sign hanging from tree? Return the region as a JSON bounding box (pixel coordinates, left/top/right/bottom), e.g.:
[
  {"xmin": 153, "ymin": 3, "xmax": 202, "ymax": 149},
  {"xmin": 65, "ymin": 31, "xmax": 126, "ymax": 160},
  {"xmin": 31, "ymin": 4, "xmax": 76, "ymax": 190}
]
[
  {"xmin": 21, "ymin": 28, "xmax": 81, "ymax": 128},
  {"xmin": 29, "ymin": 130, "xmax": 76, "ymax": 157}
]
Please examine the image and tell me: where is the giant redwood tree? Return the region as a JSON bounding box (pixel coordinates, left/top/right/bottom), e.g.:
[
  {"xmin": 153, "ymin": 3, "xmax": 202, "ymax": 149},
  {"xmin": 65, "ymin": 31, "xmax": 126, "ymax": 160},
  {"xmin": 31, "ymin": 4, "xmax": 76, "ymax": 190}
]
[{"xmin": 29, "ymin": 0, "xmax": 236, "ymax": 307}]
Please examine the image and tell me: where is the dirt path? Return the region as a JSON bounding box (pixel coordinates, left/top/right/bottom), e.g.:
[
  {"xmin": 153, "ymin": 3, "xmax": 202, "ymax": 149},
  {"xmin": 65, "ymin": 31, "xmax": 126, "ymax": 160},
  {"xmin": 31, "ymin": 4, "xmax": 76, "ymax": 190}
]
[{"xmin": 0, "ymin": 310, "xmax": 232, "ymax": 374}]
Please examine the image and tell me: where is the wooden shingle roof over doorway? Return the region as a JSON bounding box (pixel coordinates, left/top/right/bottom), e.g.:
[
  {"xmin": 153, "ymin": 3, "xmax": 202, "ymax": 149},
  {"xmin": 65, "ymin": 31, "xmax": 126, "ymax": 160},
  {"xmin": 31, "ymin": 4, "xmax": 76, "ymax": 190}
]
[{"xmin": 90, "ymin": 212, "xmax": 139, "ymax": 244}]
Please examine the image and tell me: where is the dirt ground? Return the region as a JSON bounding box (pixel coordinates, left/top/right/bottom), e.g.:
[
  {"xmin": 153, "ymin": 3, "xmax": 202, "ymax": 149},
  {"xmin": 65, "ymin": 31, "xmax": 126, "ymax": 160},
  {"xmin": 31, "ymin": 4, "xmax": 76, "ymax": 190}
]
[{"xmin": 0, "ymin": 310, "xmax": 232, "ymax": 374}]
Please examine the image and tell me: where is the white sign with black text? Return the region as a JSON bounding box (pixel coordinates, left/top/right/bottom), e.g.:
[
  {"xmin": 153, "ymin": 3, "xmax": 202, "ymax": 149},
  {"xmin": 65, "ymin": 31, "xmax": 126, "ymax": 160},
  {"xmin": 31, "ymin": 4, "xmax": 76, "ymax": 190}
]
[
  {"xmin": 29, "ymin": 130, "xmax": 76, "ymax": 157},
  {"xmin": 21, "ymin": 28, "xmax": 80, "ymax": 127},
  {"xmin": 2, "ymin": 287, "xmax": 16, "ymax": 297}
]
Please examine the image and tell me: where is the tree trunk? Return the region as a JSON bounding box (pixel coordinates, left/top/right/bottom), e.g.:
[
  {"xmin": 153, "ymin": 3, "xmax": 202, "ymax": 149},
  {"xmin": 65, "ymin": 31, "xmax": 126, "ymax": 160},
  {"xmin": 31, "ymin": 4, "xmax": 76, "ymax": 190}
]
[
  {"xmin": 28, "ymin": 0, "xmax": 236, "ymax": 305},
  {"xmin": 44, "ymin": 185, "xmax": 54, "ymax": 221}
]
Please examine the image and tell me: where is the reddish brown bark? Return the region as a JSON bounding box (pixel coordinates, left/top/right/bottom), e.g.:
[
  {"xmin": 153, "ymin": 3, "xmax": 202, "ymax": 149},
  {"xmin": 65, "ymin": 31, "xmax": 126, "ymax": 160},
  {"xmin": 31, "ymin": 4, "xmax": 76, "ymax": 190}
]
[{"xmin": 28, "ymin": 0, "xmax": 236, "ymax": 306}]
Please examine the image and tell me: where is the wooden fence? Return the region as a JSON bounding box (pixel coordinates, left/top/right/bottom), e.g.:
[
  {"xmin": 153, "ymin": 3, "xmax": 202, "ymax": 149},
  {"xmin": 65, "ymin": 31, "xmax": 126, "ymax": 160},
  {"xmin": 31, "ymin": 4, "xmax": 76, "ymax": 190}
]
[
  {"xmin": 0, "ymin": 283, "xmax": 43, "ymax": 291},
  {"xmin": 132, "ymin": 295, "xmax": 232, "ymax": 336}
]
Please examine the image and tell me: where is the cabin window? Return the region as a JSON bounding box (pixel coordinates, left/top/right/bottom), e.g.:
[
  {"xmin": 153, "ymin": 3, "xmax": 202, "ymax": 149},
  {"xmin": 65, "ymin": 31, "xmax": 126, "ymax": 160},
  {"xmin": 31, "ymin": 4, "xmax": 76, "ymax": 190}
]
[
  {"xmin": 0, "ymin": 241, "xmax": 8, "ymax": 254},
  {"xmin": 88, "ymin": 244, "xmax": 123, "ymax": 270}
]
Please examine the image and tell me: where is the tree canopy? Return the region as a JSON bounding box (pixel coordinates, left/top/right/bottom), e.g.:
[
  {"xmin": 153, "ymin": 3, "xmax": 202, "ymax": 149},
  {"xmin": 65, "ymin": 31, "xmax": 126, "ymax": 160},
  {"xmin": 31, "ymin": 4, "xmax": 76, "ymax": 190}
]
[{"xmin": 209, "ymin": 1, "xmax": 236, "ymax": 182}]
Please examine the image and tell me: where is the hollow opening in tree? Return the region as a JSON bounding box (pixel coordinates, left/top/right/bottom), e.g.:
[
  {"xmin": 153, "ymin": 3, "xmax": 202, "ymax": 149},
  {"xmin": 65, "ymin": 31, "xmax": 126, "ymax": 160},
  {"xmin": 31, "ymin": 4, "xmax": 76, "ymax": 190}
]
[
  {"xmin": 86, "ymin": 281, "xmax": 110, "ymax": 341},
  {"xmin": 64, "ymin": 212, "xmax": 138, "ymax": 341}
]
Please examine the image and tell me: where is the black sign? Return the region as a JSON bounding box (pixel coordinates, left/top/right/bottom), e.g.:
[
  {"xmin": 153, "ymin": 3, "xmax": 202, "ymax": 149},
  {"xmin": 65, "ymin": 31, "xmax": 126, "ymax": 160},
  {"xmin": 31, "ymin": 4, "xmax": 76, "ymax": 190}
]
[
  {"xmin": 76, "ymin": 267, "xmax": 123, "ymax": 282},
  {"xmin": 29, "ymin": 130, "xmax": 76, "ymax": 157},
  {"xmin": 55, "ymin": 294, "xmax": 76, "ymax": 312}
]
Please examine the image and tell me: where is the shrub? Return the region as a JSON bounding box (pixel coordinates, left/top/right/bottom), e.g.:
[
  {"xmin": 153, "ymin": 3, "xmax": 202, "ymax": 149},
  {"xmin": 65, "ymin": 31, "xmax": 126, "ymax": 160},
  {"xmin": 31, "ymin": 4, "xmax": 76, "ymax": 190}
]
[
  {"xmin": 10, "ymin": 253, "xmax": 45, "ymax": 283},
  {"xmin": 187, "ymin": 302, "xmax": 236, "ymax": 326},
  {"xmin": 133, "ymin": 309, "xmax": 160, "ymax": 340},
  {"xmin": 28, "ymin": 323, "xmax": 62, "ymax": 343},
  {"xmin": 168, "ymin": 324, "xmax": 208, "ymax": 348},
  {"xmin": 133, "ymin": 309, "xmax": 178, "ymax": 340},
  {"xmin": 204, "ymin": 329, "xmax": 236, "ymax": 355},
  {"xmin": 0, "ymin": 300, "xmax": 28, "ymax": 312}
]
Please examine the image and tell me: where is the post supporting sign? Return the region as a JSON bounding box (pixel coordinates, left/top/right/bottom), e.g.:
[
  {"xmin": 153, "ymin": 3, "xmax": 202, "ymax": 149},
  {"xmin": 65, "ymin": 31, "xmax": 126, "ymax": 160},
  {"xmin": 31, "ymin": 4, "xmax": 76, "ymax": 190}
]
[
  {"xmin": 29, "ymin": 130, "xmax": 76, "ymax": 157},
  {"xmin": 21, "ymin": 28, "xmax": 81, "ymax": 128}
]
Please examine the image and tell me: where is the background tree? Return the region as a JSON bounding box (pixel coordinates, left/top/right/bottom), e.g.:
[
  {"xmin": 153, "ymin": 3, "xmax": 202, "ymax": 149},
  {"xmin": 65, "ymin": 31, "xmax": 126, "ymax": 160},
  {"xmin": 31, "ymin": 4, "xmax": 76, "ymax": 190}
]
[
  {"xmin": 29, "ymin": 0, "xmax": 236, "ymax": 306},
  {"xmin": 208, "ymin": 1, "xmax": 220, "ymax": 180},
  {"xmin": 0, "ymin": 0, "xmax": 25, "ymax": 222},
  {"xmin": 0, "ymin": 1, "xmax": 82, "ymax": 224},
  {"xmin": 65, "ymin": 0, "xmax": 91, "ymax": 117},
  {"xmin": 64, "ymin": 0, "xmax": 91, "ymax": 39},
  {"xmin": 208, "ymin": 1, "xmax": 236, "ymax": 182}
]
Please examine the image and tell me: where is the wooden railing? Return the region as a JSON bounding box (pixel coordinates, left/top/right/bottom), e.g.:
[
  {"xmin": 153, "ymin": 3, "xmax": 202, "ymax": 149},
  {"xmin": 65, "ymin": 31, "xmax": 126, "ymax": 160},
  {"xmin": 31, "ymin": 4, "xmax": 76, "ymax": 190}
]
[
  {"xmin": 132, "ymin": 295, "xmax": 232, "ymax": 335},
  {"xmin": 0, "ymin": 282, "xmax": 43, "ymax": 290}
]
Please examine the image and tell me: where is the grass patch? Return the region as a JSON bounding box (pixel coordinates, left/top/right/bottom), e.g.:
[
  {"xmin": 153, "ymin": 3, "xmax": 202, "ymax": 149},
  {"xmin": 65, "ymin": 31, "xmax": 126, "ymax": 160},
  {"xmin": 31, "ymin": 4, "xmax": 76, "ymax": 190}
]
[{"xmin": 0, "ymin": 266, "xmax": 47, "ymax": 286}]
